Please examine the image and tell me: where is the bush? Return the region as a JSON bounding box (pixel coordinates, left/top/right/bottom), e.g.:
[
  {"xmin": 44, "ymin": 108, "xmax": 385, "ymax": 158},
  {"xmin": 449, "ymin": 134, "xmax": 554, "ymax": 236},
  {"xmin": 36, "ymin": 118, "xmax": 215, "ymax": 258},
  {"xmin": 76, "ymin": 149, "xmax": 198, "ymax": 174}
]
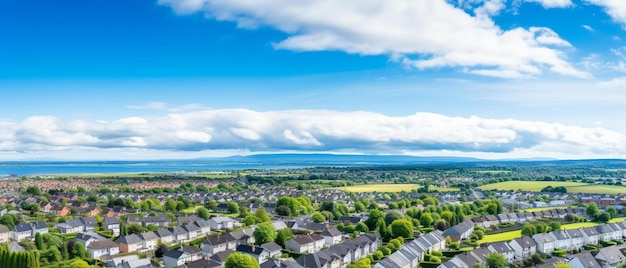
[
  {"xmin": 551, "ymin": 249, "xmax": 567, "ymax": 257},
  {"xmin": 447, "ymin": 242, "xmax": 460, "ymax": 250},
  {"xmin": 419, "ymin": 261, "xmax": 442, "ymax": 268},
  {"xmin": 583, "ymin": 244, "xmax": 598, "ymax": 250},
  {"xmin": 429, "ymin": 256, "xmax": 442, "ymax": 263}
]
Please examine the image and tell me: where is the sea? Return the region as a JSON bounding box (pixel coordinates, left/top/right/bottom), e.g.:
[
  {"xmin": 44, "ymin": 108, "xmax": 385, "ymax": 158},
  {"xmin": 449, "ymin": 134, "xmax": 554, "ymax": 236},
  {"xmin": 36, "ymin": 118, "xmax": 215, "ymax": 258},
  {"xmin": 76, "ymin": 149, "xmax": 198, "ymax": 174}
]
[{"xmin": 0, "ymin": 161, "xmax": 319, "ymax": 176}]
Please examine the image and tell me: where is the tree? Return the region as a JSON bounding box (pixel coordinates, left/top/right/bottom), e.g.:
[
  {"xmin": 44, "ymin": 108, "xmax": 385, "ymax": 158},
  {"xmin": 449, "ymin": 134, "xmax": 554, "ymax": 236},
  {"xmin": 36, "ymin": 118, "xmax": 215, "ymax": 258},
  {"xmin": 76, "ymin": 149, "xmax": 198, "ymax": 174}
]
[
  {"xmin": 253, "ymin": 222, "xmax": 276, "ymax": 245},
  {"xmin": 384, "ymin": 211, "xmax": 403, "ymax": 225},
  {"xmin": 71, "ymin": 242, "xmax": 90, "ymax": 259},
  {"xmin": 69, "ymin": 259, "xmax": 90, "ymax": 268},
  {"xmin": 419, "ymin": 213, "xmax": 434, "ymax": 227},
  {"xmin": 45, "ymin": 246, "xmax": 62, "ymax": 263},
  {"xmin": 254, "ymin": 208, "xmax": 270, "ymax": 223},
  {"xmin": 390, "ymin": 219, "xmax": 413, "ymax": 239},
  {"xmin": 225, "ymin": 252, "xmax": 260, "ymax": 268},
  {"xmin": 549, "ymin": 222, "xmax": 562, "ymax": 231},
  {"xmin": 365, "ymin": 209, "xmax": 385, "ymax": 230},
  {"xmin": 435, "ymin": 220, "xmax": 447, "ymax": 231},
  {"xmin": 606, "ymin": 206, "xmax": 617, "ymax": 218},
  {"xmin": 276, "ymin": 196, "xmax": 301, "ymax": 216},
  {"xmin": 196, "ymin": 207, "xmax": 211, "ymax": 220},
  {"xmin": 597, "ymin": 212, "xmax": 611, "ymax": 223},
  {"xmin": 126, "ymin": 223, "xmax": 147, "ymax": 235},
  {"xmin": 311, "ymin": 212, "xmax": 326, "ymax": 223},
  {"xmin": 275, "ymin": 228, "xmax": 294, "ymax": 246},
  {"xmin": 155, "ymin": 244, "xmax": 168, "ymax": 258},
  {"xmin": 35, "ymin": 232, "xmax": 44, "ymax": 250},
  {"xmin": 354, "ymin": 201, "xmax": 366, "ymax": 213},
  {"xmin": 521, "ymin": 223, "xmax": 537, "ymax": 236},
  {"xmin": 485, "ymin": 253, "xmax": 508, "ymax": 268},
  {"xmin": 227, "ymin": 202, "xmax": 239, "ymax": 214},
  {"xmin": 276, "ymin": 205, "xmax": 291, "ymax": 217},
  {"xmin": 586, "ymin": 203, "xmax": 599, "ymax": 219},
  {"xmin": 355, "ymin": 222, "xmax": 369, "ymax": 232},
  {"xmin": 164, "ymin": 198, "xmax": 178, "ymax": 211}
]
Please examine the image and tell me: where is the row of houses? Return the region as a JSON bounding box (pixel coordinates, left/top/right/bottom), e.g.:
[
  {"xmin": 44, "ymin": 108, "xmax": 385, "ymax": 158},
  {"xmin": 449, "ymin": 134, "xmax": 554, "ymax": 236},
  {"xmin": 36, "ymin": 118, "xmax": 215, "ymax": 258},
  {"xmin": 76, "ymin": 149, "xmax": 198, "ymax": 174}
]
[
  {"xmin": 0, "ymin": 221, "xmax": 49, "ymax": 242},
  {"xmin": 374, "ymin": 230, "xmax": 447, "ymax": 268},
  {"xmin": 296, "ymin": 233, "xmax": 382, "ymax": 268},
  {"xmin": 471, "ymin": 208, "xmax": 585, "ymax": 228},
  {"xmin": 115, "ymin": 218, "xmax": 212, "ymax": 254},
  {"xmin": 533, "ymin": 222, "xmax": 626, "ymax": 254}
]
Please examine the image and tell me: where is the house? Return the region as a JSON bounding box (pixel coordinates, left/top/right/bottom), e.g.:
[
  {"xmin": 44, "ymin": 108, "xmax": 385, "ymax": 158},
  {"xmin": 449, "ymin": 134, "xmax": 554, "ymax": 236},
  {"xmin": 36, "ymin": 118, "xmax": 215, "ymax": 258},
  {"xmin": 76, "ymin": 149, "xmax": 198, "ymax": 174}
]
[
  {"xmin": 549, "ymin": 230, "xmax": 572, "ymax": 250},
  {"xmin": 261, "ymin": 242, "xmax": 283, "ymax": 259},
  {"xmin": 138, "ymin": 231, "xmax": 159, "ymax": 250},
  {"xmin": 216, "ymin": 203, "xmax": 230, "ymax": 213},
  {"xmin": 103, "ymin": 217, "xmax": 120, "ymax": 236},
  {"xmin": 87, "ymin": 239, "xmax": 120, "ymax": 259},
  {"xmin": 210, "ymin": 249, "xmax": 235, "ymax": 265},
  {"xmin": 182, "ymin": 223, "xmax": 203, "ymax": 241},
  {"xmin": 596, "ymin": 224, "xmax": 620, "ymax": 242},
  {"xmin": 261, "ymin": 258, "xmax": 305, "ymax": 268},
  {"xmin": 533, "ymin": 233, "xmax": 556, "ymax": 254},
  {"xmin": 163, "ymin": 246, "xmax": 203, "ymax": 268},
  {"xmin": 209, "ymin": 216, "xmax": 239, "ymax": 230},
  {"xmin": 115, "ymin": 234, "xmax": 144, "ymax": 253},
  {"xmin": 56, "ymin": 219, "xmax": 84, "ymax": 234},
  {"xmin": 441, "ymin": 220, "xmax": 474, "ymax": 242},
  {"xmin": 230, "ymin": 228, "xmax": 255, "ymax": 245},
  {"xmin": 194, "ymin": 219, "xmax": 212, "ymax": 236},
  {"xmin": 169, "ymin": 226, "xmax": 189, "ymax": 243},
  {"xmin": 568, "ymin": 252, "xmax": 601, "ymax": 268},
  {"xmin": 202, "ymin": 234, "xmax": 237, "ymax": 255},
  {"xmin": 76, "ymin": 232, "xmax": 106, "ymax": 246},
  {"xmin": 153, "ymin": 228, "xmax": 175, "ymax": 245},
  {"xmin": 0, "ymin": 225, "xmax": 10, "ymax": 243},
  {"xmin": 286, "ymin": 234, "xmax": 324, "ymax": 254},
  {"xmin": 594, "ymin": 245, "xmax": 626, "ymax": 268},
  {"xmin": 566, "ymin": 229, "xmax": 584, "ymax": 250},
  {"xmin": 320, "ymin": 227, "xmax": 342, "ymax": 247},
  {"xmin": 508, "ymin": 236, "xmax": 536, "ymax": 261},
  {"xmin": 338, "ymin": 216, "xmax": 362, "ymax": 225},
  {"xmin": 11, "ymin": 223, "xmax": 33, "ymax": 241},
  {"xmin": 581, "ymin": 227, "xmax": 600, "ymax": 246},
  {"xmin": 487, "ymin": 242, "xmax": 514, "ymax": 263},
  {"xmin": 144, "ymin": 215, "xmax": 170, "ymax": 227},
  {"xmin": 237, "ymin": 245, "xmax": 271, "ymax": 264}
]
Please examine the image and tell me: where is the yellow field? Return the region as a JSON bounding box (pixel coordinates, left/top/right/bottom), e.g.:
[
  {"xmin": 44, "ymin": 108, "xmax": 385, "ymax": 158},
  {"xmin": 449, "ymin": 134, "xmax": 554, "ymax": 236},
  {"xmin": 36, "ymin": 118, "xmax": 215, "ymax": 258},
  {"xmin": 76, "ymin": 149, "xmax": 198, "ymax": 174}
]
[
  {"xmin": 609, "ymin": 217, "xmax": 626, "ymax": 223},
  {"xmin": 521, "ymin": 206, "xmax": 571, "ymax": 212},
  {"xmin": 479, "ymin": 181, "xmax": 626, "ymax": 194},
  {"xmin": 337, "ymin": 184, "xmax": 459, "ymax": 193}
]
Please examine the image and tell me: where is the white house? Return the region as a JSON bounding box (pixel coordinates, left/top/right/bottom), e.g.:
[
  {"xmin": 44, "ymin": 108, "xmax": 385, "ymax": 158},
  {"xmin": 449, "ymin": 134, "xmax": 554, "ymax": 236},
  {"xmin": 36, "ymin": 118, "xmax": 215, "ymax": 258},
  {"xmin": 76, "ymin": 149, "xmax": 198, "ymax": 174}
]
[
  {"xmin": 209, "ymin": 216, "xmax": 239, "ymax": 230},
  {"xmin": 87, "ymin": 239, "xmax": 120, "ymax": 259},
  {"xmin": 0, "ymin": 225, "xmax": 10, "ymax": 243},
  {"xmin": 580, "ymin": 227, "xmax": 599, "ymax": 246},
  {"xmin": 488, "ymin": 242, "xmax": 514, "ymax": 263},
  {"xmin": 163, "ymin": 246, "xmax": 203, "ymax": 268},
  {"xmin": 320, "ymin": 227, "xmax": 342, "ymax": 247},
  {"xmin": 508, "ymin": 236, "xmax": 536, "ymax": 261},
  {"xmin": 533, "ymin": 233, "xmax": 556, "ymax": 254},
  {"xmin": 549, "ymin": 230, "xmax": 571, "ymax": 250},
  {"xmin": 566, "ymin": 229, "xmax": 584, "ymax": 250}
]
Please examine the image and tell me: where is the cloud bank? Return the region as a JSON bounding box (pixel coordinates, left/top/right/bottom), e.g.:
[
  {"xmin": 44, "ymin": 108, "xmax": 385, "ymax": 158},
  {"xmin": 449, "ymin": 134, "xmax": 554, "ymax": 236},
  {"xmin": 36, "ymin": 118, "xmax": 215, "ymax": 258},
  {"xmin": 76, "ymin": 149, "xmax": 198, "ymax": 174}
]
[
  {"xmin": 1, "ymin": 109, "xmax": 624, "ymax": 159},
  {"xmin": 158, "ymin": 0, "xmax": 588, "ymax": 79}
]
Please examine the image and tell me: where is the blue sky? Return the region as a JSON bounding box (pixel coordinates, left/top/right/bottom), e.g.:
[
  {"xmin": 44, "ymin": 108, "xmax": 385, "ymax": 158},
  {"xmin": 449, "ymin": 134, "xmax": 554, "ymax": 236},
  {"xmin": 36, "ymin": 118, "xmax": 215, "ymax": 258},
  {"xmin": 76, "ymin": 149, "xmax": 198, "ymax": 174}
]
[{"xmin": 0, "ymin": 0, "xmax": 625, "ymax": 160}]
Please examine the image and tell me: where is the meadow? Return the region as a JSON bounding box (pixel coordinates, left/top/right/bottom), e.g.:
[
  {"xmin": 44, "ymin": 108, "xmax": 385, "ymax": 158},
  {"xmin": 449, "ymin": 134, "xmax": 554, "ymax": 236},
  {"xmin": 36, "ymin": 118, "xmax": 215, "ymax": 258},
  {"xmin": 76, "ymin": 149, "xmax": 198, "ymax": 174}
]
[
  {"xmin": 479, "ymin": 181, "xmax": 626, "ymax": 194},
  {"xmin": 337, "ymin": 184, "xmax": 460, "ymax": 193}
]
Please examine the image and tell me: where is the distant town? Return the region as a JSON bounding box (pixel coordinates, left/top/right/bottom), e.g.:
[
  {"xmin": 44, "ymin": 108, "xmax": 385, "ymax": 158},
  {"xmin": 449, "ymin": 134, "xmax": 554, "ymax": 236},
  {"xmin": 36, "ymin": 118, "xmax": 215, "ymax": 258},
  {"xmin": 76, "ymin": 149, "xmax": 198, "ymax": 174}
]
[{"xmin": 0, "ymin": 159, "xmax": 625, "ymax": 268}]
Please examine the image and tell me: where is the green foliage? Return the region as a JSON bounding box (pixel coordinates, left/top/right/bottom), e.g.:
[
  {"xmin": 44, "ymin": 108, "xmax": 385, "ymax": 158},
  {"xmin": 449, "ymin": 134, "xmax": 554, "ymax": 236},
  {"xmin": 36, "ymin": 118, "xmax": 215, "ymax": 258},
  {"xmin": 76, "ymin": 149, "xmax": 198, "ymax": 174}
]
[
  {"xmin": 225, "ymin": 252, "xmax": 260, "ymax": 268},
  {"xmin": 68, "ymin": 259, "xmax": 90, "ymax": 268},
  {"xmin": 548, "ymin": 222, "xmax": 561, "ymax": 231},
  {"xmin": 521, "ymin": 223, "xmax": 537, "ymax": 236},
  {"xmin": 354, "ymin": 222, "xmax": 369, "ymax": 232},
  {"xmin": 275, "ymin": 228, "xmax": 294, "ymax": 246},
  {"xmin": 196, "ymin": 207, "xmax": 211, "ymax": 220},
  {"xmin": 390, "ymin": 219, "xmax": 414, "ymax": 239},
  {"xmin": 311, "ymin": 212, "xmax": 326, "ymax": 223},
  {"xmin": 253, "ymin": 222, "xmax": 276, "ymax": 245},
  {"xmin": 276, "ymin": 196, "xmax": 302, "ymax": 216},
  {"xmin": 365, "ymin": 209, "xmax": 385, "ymax": 230},
  {"xmin": 254, "ymin": 208, "xmax": 271, "ymax": 223},
  {"xmin": 486, "ymin": 253, "xmax": 508, "ymax": 268}
]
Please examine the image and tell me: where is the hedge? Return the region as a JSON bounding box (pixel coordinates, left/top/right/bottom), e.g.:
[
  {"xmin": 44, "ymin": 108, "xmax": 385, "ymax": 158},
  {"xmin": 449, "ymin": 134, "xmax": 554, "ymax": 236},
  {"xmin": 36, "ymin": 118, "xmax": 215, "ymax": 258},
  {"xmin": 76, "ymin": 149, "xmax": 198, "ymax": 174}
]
[{"xmin": 419, "ymin": 261, "xmax": 442, "ymax": 268}]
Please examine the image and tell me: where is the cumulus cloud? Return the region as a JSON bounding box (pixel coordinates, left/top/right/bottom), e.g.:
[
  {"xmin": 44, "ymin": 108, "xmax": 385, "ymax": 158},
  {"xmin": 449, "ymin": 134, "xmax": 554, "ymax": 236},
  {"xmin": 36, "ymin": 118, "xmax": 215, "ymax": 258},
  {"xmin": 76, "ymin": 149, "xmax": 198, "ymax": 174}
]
[
  {"xmin": 0, "ymin": 109, "xmax": 624, "ymax": 158},
  {"xmin": 158, "ymin": 0, "xmax": 587, "ymax": 78},
  {"xmin": 522, "ymin": 0, "xmax": 573, "ymax": 8},
  {"xmin": 586, "ymin": 0, "xmax": 626, "ymax": 27}
]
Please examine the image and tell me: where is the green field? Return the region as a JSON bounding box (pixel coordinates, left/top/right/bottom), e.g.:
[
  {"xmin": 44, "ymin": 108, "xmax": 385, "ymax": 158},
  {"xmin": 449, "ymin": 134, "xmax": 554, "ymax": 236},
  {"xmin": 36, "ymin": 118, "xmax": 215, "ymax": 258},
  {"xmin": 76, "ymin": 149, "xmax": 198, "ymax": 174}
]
[
  {"xmin": 521, "ymin": 206, "xmax": 572, "ymax": 212},
  {"xmin": 181, "ymin": 205, "xmax": 204, "ymax": 213},
  {"xmin": 609, "ymin": 217, "xmax": 626, "ymax": 223},
  {"xmin": 479, "ymin": 181, "xmax": 626, "ymax": 194},
  {"xmin": 337, "ymin": 184, "xmax": 460, "ymax": 193},
  {"xmin": 478, "ymin": 222, "xmax": 601, "ymax": 244}
]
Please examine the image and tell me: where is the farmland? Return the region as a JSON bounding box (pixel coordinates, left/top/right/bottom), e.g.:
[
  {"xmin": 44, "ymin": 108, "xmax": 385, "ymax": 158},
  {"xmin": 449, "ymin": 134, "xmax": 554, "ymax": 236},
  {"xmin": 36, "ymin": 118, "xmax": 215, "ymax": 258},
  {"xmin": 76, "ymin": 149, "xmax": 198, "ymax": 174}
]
[
  {"xmin": 478, "ymin": 181, "xmax": 626, "ymax": 194},
  {"xmin": 337, "ymin": 184, "xmax": 459, "ymax": 193}
]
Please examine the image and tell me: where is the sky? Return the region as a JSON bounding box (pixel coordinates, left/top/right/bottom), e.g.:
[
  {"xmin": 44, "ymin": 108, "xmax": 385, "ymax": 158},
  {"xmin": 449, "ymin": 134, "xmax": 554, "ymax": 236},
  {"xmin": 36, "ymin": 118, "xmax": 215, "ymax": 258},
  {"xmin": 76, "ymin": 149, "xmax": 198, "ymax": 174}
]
[{"xmin": 0, "ymin": 0, "xmax": 625, "ymax": 160}]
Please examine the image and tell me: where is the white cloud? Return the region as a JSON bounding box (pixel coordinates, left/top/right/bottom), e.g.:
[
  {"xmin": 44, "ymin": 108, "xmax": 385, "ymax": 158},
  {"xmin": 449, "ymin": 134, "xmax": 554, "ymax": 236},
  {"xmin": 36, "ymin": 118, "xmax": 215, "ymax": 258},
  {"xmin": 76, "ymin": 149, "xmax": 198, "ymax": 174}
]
[
  {"xmin": 158, "ymin": 0, "xmax": 587, "ymax": 78},
  {"xmin": 522, "ymin": 0, "xmax": 573, "ymax": 8},
  {"xmin": 586, "ymin": 0, "xmax": 626, "ymax": 27},
  {"xmin": 582, "ymin": 24, "xmax": 594, "ymax": 31},
  {"xmin": 1, "ymin": 109, "xmax": 624, "ymax": 159}
]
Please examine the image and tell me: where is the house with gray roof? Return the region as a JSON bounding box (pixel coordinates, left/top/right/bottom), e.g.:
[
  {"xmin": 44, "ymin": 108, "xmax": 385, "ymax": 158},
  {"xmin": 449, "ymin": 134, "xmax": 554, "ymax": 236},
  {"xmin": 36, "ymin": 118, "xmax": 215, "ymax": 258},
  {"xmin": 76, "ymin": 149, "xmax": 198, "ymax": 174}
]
[
  {"xmin": 568, "ymin": 252, "xmax": 601, "ymax": 268},
  {"xmin": 594, "ymin": 245, "xmax": 626, "ymax": 268}
]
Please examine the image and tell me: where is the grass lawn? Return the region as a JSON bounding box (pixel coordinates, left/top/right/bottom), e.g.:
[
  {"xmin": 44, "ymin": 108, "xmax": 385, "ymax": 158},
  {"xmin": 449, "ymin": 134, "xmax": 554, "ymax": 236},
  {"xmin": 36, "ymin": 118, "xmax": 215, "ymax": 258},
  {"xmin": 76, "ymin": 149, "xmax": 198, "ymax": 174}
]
[
  {"xmin": 337, "ymin": 184, "xmax": 460, "ymax": 193},
  {"xmin": 479, "ymin": 181, "xmax": 626, "ymax": 194},
  {"xmin": 521, "ymin": 206, "xmax": 572, "ymax": 212},
  {"xmin": 181, "ymin": 205, "xmax": 204, "ymax": 214},
  {"xmin": 478, "ymin": 221, "xmax": 601, "ymax": 244},
  {"xmin": 479, "ymin": 230, "xmax": 522, "ymax": 244},
  {"xmin": 609, "ymin": 217, "xmax": 626, "ymax": 223}
]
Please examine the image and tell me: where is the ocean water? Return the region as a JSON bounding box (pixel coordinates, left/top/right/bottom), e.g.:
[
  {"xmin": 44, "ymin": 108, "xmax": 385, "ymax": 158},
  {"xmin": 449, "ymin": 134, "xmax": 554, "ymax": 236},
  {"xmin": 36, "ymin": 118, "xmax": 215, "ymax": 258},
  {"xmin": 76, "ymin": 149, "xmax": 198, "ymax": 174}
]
[{"xmin": 0, "ymin": 161, "xmax": 317, "ymax": 176}]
